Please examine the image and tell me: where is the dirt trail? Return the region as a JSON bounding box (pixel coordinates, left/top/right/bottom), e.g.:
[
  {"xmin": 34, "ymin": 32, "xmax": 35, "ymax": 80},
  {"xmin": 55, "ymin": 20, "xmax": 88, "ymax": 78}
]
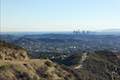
[{"xmin": 74, "ymin": 52, "xmax": 88, "ymax": 69}]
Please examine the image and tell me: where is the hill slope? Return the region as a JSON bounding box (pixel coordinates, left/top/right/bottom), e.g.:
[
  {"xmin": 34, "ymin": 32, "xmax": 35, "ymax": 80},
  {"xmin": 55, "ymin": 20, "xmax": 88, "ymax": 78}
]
[
  {"xmin": 0, "ymin": 41, "xmax": 77, "ymax": 80},
  {"xmin": 60, "ymin": 51, "xmax": 120, "ymax": 80}
]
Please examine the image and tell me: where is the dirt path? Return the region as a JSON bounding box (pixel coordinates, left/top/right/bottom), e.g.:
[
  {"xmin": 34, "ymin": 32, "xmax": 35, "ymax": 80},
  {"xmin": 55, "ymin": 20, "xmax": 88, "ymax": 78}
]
[{"xmin": 74, "ymin": 52, "xmax": 88, "ymax": 69}]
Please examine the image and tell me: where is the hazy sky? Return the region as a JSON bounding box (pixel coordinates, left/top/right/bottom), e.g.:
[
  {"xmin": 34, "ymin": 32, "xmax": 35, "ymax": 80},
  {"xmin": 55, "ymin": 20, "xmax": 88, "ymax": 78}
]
[{"xmin": 1, "ymin": 0, "xmax": 120, "ymax": 32}]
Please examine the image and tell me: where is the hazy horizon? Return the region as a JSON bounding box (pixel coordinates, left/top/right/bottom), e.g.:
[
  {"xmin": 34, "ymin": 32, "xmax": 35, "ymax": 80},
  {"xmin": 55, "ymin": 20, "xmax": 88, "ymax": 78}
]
[{"xmin": 1, "ymin": 0, "xmax": 120, "ymax": 32}]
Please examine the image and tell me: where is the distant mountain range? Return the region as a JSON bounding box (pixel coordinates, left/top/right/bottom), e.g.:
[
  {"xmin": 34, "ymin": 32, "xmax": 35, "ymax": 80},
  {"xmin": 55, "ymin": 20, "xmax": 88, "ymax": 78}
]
[
  {"xmin": 102, "ymin": 29, "xmax": 120, "ymax": 32},
  {"xmin": 98, "ymin": 29, "xmax": 120, "ymax": 35},
  {"xmin": 0, "ymin": 29, "xmax": 120, "ymax": 35}
]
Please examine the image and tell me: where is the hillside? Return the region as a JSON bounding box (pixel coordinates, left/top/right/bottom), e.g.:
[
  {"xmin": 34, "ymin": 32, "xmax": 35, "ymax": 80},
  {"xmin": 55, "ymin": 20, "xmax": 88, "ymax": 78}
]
[
  {"xmin": 0, "ymin": 41, "xmax": 77, "ymax": 80},
  {"xmin": 0, "ymin": 41, "xmax": 29, "ymax": 61},
  {"xmin": 60, "ymin": 51, "xmax": 120, "ymax": 80}
]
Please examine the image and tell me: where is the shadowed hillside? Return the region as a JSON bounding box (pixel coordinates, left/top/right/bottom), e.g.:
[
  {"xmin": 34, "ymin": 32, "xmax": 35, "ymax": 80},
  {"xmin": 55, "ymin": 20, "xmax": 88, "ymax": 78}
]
[{"xmin": 59, "ymin": 51, "xmax": 120, "ymax": 80}]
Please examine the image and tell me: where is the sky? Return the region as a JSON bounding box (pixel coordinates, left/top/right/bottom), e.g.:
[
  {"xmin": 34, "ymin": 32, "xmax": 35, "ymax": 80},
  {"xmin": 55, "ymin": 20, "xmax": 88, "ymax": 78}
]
[{"xmin": 0, "ymin": 0, "xmax": 120, "ymax": 32}]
